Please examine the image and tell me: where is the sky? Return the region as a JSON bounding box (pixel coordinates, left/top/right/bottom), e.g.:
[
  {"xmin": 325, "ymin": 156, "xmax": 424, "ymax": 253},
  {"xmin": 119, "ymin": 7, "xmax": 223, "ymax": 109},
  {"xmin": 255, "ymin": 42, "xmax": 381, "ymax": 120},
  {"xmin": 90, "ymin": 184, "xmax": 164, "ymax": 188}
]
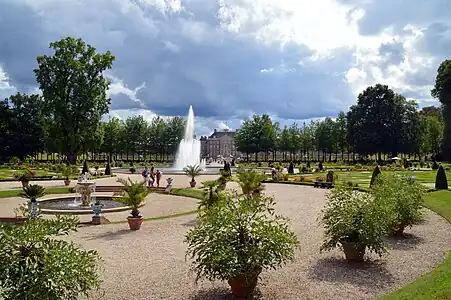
[{"xmin": 0, "ymin": 0, "xmax": 450, "ymax": 136}]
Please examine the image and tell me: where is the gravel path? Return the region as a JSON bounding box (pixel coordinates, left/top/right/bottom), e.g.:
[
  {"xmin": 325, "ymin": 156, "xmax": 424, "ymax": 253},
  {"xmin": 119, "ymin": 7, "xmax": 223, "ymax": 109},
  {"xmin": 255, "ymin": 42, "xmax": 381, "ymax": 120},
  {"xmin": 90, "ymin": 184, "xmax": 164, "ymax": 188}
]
[{"xmin": 66, "ymin": 184, "xmax": 451, "ymax": 300}]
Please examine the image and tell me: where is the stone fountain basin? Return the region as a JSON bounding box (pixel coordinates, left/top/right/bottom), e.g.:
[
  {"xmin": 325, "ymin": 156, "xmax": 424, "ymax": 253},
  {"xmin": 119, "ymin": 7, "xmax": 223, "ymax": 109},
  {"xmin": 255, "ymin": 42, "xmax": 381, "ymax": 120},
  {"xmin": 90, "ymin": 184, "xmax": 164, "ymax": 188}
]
[{"xmin": 37, "ymin": 196, "xmax": 146, "ymax": 215}]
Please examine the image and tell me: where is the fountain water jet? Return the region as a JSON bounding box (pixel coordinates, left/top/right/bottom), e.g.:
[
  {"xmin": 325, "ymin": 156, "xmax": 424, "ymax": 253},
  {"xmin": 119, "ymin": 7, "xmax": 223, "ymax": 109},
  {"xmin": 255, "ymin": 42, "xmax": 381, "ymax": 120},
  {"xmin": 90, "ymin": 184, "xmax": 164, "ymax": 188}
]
[{"xmin": 173, "ymin": 105, "xmax": 206, "ymax": 170}]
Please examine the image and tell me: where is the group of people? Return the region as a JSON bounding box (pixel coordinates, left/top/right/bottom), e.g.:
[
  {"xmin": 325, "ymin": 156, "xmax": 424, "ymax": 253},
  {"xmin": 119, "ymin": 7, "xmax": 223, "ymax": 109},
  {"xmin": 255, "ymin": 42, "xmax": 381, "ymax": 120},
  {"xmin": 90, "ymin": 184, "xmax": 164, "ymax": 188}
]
[{"xmin": 141, "ymin": 166, "xmax": 162, "ymax": 187}]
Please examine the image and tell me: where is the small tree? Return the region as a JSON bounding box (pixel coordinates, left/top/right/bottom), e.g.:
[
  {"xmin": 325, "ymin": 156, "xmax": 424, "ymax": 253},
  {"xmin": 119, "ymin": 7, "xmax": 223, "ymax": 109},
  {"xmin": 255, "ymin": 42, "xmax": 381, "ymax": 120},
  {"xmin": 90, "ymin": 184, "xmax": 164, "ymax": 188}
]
[
  {"xmin": 200, "ymin": 180, "xmax": 223, "ymax": 209},
  {"xmin": 370, "ymin": 165, "xmax": 381, "ymax": 187},
  {"xmin": 236, "ymin": 168, "xmax": 266, "ymax": 196},
  {"xmin": 435, "ymin": 165, "xmax": 448, "ymax": 190},
  {"xmin": 114, "ymin": 178, "xmax": 149, "ymax": 218},
  {"xmin": 288, "ymin": 162, "xmax": 294, "ymax": 174},
  {"xmin": 372, "ymin": 173, "xmax": 426, "ymax": 235},
  {"xmin": 0, "ymin": 216, "xmax": 101, "ymax": 299},
  {"xmin": 20, "ymin": 184, "xmax": 46, "ymax": 203}
]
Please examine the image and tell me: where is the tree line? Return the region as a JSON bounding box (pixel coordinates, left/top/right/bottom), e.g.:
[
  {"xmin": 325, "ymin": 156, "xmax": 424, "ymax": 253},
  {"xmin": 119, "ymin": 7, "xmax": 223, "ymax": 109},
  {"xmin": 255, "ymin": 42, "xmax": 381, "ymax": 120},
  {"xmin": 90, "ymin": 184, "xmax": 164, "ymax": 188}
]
[
  {"xmin": 234, "ymin": 84, "xmax": 445, "ymax": 163},
  {"xmin": 1, "ymin": 35, "xmax": 450, "ymax": 164}
]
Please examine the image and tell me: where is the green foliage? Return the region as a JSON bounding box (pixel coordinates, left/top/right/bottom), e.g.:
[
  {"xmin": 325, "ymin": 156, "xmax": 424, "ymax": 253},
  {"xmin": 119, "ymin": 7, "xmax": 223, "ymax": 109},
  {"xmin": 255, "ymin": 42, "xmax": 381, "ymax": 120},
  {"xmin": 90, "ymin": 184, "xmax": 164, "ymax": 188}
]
[
  {"xmin": 325, "ymin": 170, "xmax": 335, "ymax": 183},
  {"xmin": 185, "ymin": 192, "xmax": 299, "ymax": 283},
  {"xmin": 34, "ymin": 37, "xmax": 115, "ymax": 164},
  {"xmin": 14, "ymin": 170, "xmax": 33, "ymax": 182},
  {"xmin": 183, "ymin": 165, "xmax": 202, "ymax": 181},
  {"xmin": 372, "ymin": 173, "xmax": 426, "ymax": 232},
  {"xmin": 59, "ymin": 164, "xmax": 78, "ymax": 179},
  {"xmin": 431, "ymin": 59, "xmax": 451, "ymax": 159},
  {"xmin": 234, "ymin": 114, "xmax": 277, "ymax": 157},
  {"xmin": 20, "ymin": 184, "xmax": 46, "ymax": 202},
  {"xmin": 370, "ymin": 165, "xmax": 381, "ymax": 187},
  {"xmin": 200, "ymin": 180, "xmax": 223, "ymax": 209},
  {"xmin": 236, "ymin": 168, "xmax": 266, "ymax": 195},
  {"xmin": 320, "ymin": 186, "xmax": 390, "ymax": 256},
  {"xmin": 114, "ymin": 178, "xmax": 149, "ymax": 217},
  {"xmin": 129, "ymin": 167, "xmax": 136, "ymax": 174},
  {"xmin": 435, "ymin": 165, "xmax": 448, "ymax": 190},
  {"xmin": 0, "ymin": 216, "xmax": 101, "ymax": 299},
  {"xmin": 82, "ymin": 160, "xmax": 89, "ymax": 174}
]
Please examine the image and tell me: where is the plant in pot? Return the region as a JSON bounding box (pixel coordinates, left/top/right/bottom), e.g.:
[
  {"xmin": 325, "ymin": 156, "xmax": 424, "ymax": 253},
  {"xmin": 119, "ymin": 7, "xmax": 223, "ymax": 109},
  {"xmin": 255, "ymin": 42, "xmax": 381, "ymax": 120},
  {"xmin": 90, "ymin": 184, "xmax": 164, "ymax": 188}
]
[
  {"xmin": 20, "ymin": 184, "xmax": 46, "ymax": 219},
  {"xmin": 60, "ymin": 165, "xmax": 76, "ymax": 186},
  {"xmin": 200, "ymin": 180, "xmax": 223, "ymax": 209},
  {"xmin": 183, "ymin": 164, "xmax": 201, "ymax": 187},
  {"xmin": 236, "ymin": 168, "xmax": 266, "ymax": 196},
  {"xmin": 114, "ymin": 178, "xmax": 149, "ymax": 230},
  {"xmin": 14, "ymin": 171, "xmax": 33, "ymax": 187},
  {"xmin": 185, "ymin": 192, "xmax": 299, "ymax": 298},
  {"xmin": 371, "ymin": 173, "xmax": 426, "ymax": 236},
  {"xmin": 319, "ymin": 186, "xmax": 390, "ymax": 262}
]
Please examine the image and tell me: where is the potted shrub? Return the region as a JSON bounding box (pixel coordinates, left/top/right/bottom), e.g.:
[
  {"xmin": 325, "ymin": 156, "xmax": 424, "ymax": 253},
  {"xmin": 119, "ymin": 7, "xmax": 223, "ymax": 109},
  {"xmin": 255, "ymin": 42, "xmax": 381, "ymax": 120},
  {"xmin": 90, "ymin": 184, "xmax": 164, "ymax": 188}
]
[
  {"xmin": 185, "ymin": 192, "xmax": 299, "ymax": 298},
  {"xmin": 0, "ymin": 216, "xmax": 101, "ymax": 298},
  {"xmin": 60, "ymin": 165, "xmax": 76, "ymax": 186},
  {"xmin": 435, "ymin": 165, "xmax": 448, "ymax": 190},
  {"xmin": 20, "ymin": 184, "xmax": 46, "ymax": 219},
  {"xmin": 14, "ymin": 171, "xmax": 32, "ymax": 187},
  {"xmin": 319, "ymin": 186, "xmax": 390, "ymax": 262},
  {"xmin": 114, "ymin": 178, "xmax": 149, "ymax": 230},
  {"xmin": 372, "ymin": 173, "xmax": 426, "ymax": 236},
  {"xmin": 200, "ymin": 180, "xmax": 223, "ymax": 209},
  {"xmin": 129, "ymin": 166, "xmax": 136, "ymax": 174},
  {"xmin": 183, "ymin": 164, "xmax": 201, "ymax": 187},
  {"xmin": 236, "ymin": 168, "xmax": 266, "ymax": 196}
]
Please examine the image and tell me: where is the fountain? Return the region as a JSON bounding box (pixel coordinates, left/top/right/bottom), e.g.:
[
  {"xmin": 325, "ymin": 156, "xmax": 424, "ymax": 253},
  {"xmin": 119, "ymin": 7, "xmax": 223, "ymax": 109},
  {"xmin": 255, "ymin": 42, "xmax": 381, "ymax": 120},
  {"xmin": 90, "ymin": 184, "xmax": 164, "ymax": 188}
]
[
  {"xmin": 173, "ymin": 105, "xmax": 206, "ymax": 170},
  {"xmin": 75, "ymin": 173, "xmax": 96, "ymax": 206}
]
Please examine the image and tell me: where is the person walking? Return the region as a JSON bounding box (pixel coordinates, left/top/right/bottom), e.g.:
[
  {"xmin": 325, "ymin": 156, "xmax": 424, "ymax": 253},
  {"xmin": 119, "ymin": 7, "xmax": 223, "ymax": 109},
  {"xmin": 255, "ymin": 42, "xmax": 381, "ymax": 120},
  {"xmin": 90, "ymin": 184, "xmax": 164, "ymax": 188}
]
[
  {"xmin": 142, "ymin": 166, "xmax": 149, "ymax": 183},
  {"xmin": 156, "ymin": 169, "xmax": 162, "ymax": 187}
]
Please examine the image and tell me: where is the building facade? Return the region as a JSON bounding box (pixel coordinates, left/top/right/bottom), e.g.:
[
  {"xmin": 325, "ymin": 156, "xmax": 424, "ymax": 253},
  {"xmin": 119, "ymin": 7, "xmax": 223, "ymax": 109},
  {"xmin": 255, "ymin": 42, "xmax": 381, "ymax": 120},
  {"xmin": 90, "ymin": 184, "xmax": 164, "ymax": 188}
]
[{"xmin": 200, "ymin": 129, "xmax": 240, "ymax": 158}]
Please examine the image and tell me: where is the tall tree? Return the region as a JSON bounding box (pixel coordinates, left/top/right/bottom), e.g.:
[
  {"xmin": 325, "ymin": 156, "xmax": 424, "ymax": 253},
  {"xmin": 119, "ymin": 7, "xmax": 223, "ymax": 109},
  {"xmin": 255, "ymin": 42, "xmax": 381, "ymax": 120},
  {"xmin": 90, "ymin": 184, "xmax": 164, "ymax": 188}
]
[
  {"xmin": 0, "ymin": 93, "xmax": 46, "ymax": 159},
  {"xmin": 101, "ymin": 117, "xmax": 123, "ymax": 160},
  {"xmin": 165, "ymin": 117, "xmax": 186, "ymax": 155},
  {"xmin": 335, "ymin": 111, "xmax": 348, "ymax": 160},
  {"xmin": 34, "ymin": 37, "xmax": 115, "ymax": 164},
  {"xmin": 347, "ymin": 84, "xmax": 411, "ymax": 161},
  {"xmin": 431, "ymin": 60, "xmax": 451, "ymax": 159}
]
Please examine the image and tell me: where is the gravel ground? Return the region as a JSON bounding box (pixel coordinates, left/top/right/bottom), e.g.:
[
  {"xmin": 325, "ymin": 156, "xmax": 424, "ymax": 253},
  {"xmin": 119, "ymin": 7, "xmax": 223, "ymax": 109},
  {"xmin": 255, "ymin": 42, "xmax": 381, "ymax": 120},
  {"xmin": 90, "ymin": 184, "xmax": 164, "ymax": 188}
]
[{"xmin": 65, "ymin": 184, "xmax": 451, "ymax": 300}]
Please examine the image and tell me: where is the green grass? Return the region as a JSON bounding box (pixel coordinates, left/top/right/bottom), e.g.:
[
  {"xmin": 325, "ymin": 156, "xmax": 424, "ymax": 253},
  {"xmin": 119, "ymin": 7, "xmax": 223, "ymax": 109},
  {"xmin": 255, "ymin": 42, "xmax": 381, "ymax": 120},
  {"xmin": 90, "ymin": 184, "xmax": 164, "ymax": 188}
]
[
  {"xmin": 169, "ymin": 187, "xmax": 205, "ymax": 199},
  {"xmin": 0, "ymin": 187, "xmax": 73, "ymax": 198},
  {"xmin": 380, "ymin": 190, "xmax": 451, "ymax": 300}
]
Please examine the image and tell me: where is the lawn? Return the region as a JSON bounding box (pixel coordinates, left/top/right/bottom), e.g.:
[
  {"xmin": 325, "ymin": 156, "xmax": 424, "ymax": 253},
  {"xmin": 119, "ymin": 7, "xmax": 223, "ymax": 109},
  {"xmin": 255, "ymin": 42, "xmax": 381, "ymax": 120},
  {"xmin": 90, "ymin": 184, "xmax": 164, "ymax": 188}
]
[
  {"xmin": 380, "ymin": 190, "xmax": 451, "ymax": 300},
  {"xmin": 0, "ymin": 187, "xmax": 73, "ymax": 198},
  {"xmin": 0, "ymin": 168, "xmax": 59, "ymax": 180},
  {"xmin": 169, "ymin": 187, "xmax": 205, "ymax": 199}
]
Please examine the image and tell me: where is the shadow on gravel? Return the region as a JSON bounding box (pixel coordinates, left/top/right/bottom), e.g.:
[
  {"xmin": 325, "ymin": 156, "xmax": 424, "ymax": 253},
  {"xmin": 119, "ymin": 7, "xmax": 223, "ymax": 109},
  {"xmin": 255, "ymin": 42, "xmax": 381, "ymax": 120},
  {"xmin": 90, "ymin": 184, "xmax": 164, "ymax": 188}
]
[
  {"xmin": 307, "ymin": 257, "xmax": 395, "ymax": 289},
  {"xmin": 86, "ymin": 229, "xmax": 136, "ymax": 241},
  {"xmin": 190, "ymin": 287, "xmax": 263, "ymax": 300},
  {"xmin": 182, "ymin": 219, "xmax": 197, "ymax": 227},
  {"xmin": 385, "ymin": 233, "xmax": 425, "ymax": 250}
]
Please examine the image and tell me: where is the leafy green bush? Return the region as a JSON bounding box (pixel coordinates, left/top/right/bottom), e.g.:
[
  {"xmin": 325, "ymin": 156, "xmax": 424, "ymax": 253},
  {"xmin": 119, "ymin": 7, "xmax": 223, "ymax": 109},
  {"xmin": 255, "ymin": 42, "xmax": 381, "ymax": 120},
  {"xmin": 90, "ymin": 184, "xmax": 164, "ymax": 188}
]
[
  {"xmin": 370, "ymin": 165, "xmax": 381, "ymax": 187},
  {"xmin": 105, "ymin": 162, "xmax": 111, "ymax": 176},
  {"xmin": 372, "ymin": 173, "xmax": 426, "ymax": 234},
  {"xmin": 319, "ymin": 186, "xmax": 390, "ymax": 257},
  {"xmin": 0, "ymin": 216, "xmax": 101, "ymax": 299},
  {"xmin": 14, "ymin": 171, "xmax": 32, "ymax": 182},
  {"xmin": 435, "ymin": 165, "xmax": 448, "ymax": 190},
  {"xmin": 236, "ymin": 168, "xmax": 266, "ymax": 195},
  {"xmin": 185, "ymin": 192, "xmax": 299, "ymax": 283}
]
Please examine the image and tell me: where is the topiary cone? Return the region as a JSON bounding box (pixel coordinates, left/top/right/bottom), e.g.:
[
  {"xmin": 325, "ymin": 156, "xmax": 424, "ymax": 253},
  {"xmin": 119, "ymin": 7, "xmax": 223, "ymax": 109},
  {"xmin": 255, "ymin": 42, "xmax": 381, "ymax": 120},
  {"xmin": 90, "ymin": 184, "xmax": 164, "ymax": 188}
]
[
  {"xmin": 82, "ymin": 160, "xmax": 89, "ymax": 174},
  {"xmin": 370, "ymin": 165, "xmax": 381, "ymax": 187},
  {"xmin": 435, "ymin": 165, "xmax": 448, "ymax": 190}
]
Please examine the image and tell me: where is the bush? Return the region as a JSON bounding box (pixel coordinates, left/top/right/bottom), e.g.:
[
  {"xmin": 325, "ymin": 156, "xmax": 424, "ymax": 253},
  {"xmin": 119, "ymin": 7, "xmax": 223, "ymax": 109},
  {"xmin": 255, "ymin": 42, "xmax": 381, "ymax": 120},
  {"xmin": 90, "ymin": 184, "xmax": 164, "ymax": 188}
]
[
  {"xmin": 0, "ymin": 216, "xmax": 101, "ymax": 299},
  {"xmin": 319, "ymin": 187, "xmax": 390, "ymax": 257},
  {"xmin": 370, "ymin": 165, "xmax": 381, "ymax": 187},
  {"xmin": 129, "ymin": 167, "xmax": 136, "ymax": 174},
  {"xmin": 432, "ymin": 161, "xmax": 439, "ymax": 170},
  {"xmin": 288, "ymin": 162, "xmax": 294, "ymax": 174},
  {"xmin": 82, "ymin": 160, "xmax": 89, "ymax": 174},
  {"xmin": 326, "ymin": 170, "xmax": 334, "ymax": 183},
  {"xmin": 185, "ymin": 192, "xmax": 299, "ymax": 283},
  {"xmin": 435, "ymin": 165, "xmax": 448, "ymax": 190},
  {"xmin": 372, "ymin": 173, "xmax": 426, "ymax": 234}
]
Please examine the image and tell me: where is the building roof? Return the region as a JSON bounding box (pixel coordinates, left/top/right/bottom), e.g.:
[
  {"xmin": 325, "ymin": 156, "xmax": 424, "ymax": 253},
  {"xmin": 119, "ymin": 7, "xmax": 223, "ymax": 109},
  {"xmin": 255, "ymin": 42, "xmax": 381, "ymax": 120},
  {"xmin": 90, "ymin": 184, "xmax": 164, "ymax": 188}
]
[{"xmin": 208, "ymin": 129, "xmax": 236, "ymax": 139}]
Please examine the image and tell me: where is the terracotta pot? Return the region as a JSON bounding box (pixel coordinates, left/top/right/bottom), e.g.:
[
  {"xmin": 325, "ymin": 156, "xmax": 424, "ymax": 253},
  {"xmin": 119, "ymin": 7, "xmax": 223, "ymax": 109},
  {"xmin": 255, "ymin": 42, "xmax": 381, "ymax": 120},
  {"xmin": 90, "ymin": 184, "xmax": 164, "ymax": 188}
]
[
  {"xmin": 341, "ymin": 241, "xmax": 366, "ymax": 262},
  {"xmin": 190, "ymin": 181, "xmax": 196, "ymax": 188},
  {"xmin": 21, "ymin": 181, "xmax": 29, "ymax": 187},
  {"xmin": 228, "ymin": 271, "xmax": 260, "ymax": 298},
  {"xmin": 127, "ymin": 217, "xmax": 143, "ymax": 230},
  {"xmin": 392, "ymin": 224, "xmax": 405, "ymax": 236},
  {"xmin": 64, "ymin": 179, "xmax": 71, "ymax": 186},
  {"xmin": 92, "ymin": 216, "xmax": 101, "ymax": 225}
]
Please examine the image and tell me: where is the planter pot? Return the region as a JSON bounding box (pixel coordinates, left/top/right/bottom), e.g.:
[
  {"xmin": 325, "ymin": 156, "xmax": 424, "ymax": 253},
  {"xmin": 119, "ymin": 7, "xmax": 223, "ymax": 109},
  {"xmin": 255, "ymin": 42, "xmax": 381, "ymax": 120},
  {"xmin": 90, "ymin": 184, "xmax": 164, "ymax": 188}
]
[
  {"xmin": 64, "ymin": 179, "xmax": 71, "ymax": 186},
  {"xmin": 127, "ymin": 217, "xmax": 143, "ymax": 230},
  {"xmin": 21, "ymin": 180, "xmax": 29, "ymax": 187},
  {"xmin": 92, "ymin": 216, "xmax": 101, "ymax": 225},
  {"xmin": 190, "ymin": 181, "xmax": 196, "ymax": 188},
  {"xmin": 341, "ymin": 241, "xmax": 366, "ymax": 262},
  {"xmin": 391, "ymin": 224, "xmax": 405, "ymax": 236},
  {"xmin": 228, "ymin": 271, "xmax": 261, "ymax": 298}
]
